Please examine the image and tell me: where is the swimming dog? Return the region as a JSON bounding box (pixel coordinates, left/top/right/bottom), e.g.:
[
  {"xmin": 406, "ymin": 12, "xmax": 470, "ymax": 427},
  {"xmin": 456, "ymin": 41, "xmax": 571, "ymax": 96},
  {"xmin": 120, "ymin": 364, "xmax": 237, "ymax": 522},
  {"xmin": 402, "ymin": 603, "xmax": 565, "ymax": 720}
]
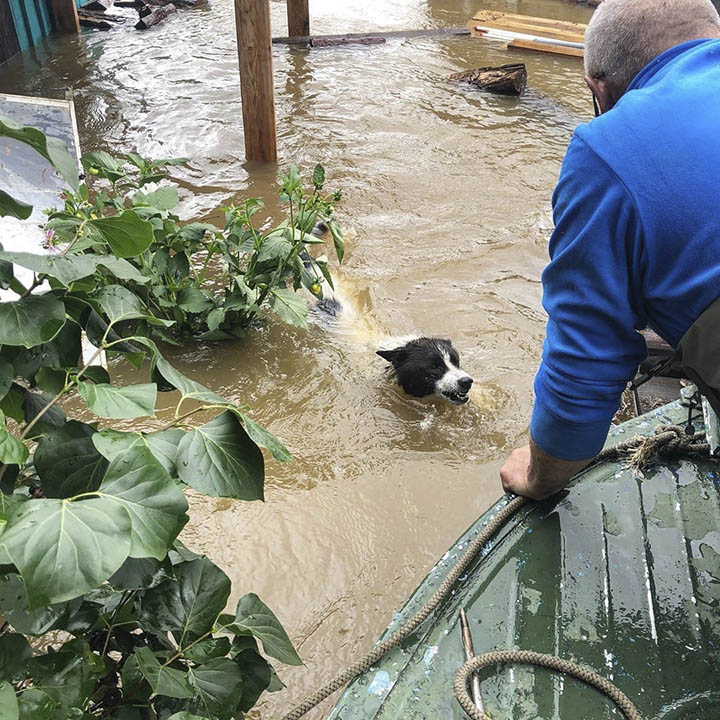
[
  {"xmin": 307, "ymin": 224, "xmax": 474, "ymax": 405},
  {"xmin": 376, "ymin": 337, "xmax": 474, "ymax": 405}
]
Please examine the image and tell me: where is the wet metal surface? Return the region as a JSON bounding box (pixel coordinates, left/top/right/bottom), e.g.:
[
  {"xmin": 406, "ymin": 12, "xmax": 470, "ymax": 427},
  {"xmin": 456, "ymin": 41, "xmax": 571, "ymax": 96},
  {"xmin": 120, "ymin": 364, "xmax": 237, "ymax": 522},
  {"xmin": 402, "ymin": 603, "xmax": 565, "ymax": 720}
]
[
  {"xmin": 329, "ymin": 402, "xmax": 720, "ymax": 719},
  {"xmin": 0, "ymin": 1, "xmax": 598, "ymax": 716}
]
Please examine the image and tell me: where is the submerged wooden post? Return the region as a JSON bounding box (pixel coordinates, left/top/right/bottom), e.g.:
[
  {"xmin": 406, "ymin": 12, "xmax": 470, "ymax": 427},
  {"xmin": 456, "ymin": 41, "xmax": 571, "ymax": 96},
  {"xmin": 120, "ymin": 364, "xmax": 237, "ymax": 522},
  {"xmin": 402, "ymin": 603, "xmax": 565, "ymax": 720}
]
[
  {"xmin": 235, "ymin": 0, "xmax": 277, "ymax": 162},
  {"xmin": 48, "ymin": 0, "xmax": 81, "ymax": 34},
  {"xmin": 287, "ymin": 0, "xmax": 309, "ymax": 37}
]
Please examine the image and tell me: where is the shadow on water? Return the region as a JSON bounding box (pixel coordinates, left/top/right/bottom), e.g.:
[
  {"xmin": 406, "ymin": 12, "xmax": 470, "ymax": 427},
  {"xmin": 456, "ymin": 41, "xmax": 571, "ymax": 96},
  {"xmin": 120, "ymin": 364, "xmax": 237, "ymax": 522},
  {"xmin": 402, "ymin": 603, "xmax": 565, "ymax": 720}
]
[{"xmin": 1, "ymin": 0, "xmax": 595, "ymax": 715}]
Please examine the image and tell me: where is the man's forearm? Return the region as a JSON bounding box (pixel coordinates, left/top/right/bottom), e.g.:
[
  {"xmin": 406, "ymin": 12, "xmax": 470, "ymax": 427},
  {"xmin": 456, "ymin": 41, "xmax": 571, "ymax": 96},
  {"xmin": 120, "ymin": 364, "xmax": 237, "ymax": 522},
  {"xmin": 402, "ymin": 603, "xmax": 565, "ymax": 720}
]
[
  {"xmin": 528, "ymin": 439, "xmax": 592, "ymax": 498},
  {"xmin": 500, "ymin": 440, "xmax": 593, "ymax": 500}
]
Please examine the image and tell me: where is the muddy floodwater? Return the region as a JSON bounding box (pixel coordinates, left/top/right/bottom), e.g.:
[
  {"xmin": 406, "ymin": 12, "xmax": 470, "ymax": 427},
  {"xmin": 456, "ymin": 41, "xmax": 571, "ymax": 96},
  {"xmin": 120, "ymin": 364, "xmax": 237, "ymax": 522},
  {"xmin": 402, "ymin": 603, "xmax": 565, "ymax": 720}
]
[{"xmin": 2, "ymin": 0, "xmax": 595, "ymax": 716}]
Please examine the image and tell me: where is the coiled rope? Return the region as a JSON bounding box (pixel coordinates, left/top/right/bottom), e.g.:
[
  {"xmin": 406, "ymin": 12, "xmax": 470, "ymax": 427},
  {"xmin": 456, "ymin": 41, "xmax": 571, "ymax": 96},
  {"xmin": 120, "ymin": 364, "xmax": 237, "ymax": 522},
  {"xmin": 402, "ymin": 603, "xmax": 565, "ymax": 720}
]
[{"xmin": 281, "ymin": 425, "xmax": 712, "ymax": 720}]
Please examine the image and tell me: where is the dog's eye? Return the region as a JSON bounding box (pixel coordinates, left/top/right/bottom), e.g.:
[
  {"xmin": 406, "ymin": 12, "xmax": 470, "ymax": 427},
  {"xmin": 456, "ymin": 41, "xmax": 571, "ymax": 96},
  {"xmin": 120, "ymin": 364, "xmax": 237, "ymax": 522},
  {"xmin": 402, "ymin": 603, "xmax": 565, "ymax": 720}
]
[{"xmin": 450, "ymin": 352, "xmax": 460, "ymax": 366}]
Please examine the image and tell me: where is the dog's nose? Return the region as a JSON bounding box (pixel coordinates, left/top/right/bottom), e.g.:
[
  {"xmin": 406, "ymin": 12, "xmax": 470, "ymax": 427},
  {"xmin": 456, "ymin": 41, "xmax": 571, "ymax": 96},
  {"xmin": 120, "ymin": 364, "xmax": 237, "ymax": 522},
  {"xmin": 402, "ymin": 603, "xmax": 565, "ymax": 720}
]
[{"xmin": 458, "ymin": 376, "xmax": 473, "ymax": 393}]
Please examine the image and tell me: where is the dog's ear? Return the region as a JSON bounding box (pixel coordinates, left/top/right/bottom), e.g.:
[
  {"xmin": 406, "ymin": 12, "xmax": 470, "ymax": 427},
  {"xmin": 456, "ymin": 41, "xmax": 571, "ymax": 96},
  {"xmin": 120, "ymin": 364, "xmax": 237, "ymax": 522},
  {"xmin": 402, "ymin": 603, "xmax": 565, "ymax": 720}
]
[{"xmin": 376, "ymin": 348, "xmax": 404, "ymax": 364}]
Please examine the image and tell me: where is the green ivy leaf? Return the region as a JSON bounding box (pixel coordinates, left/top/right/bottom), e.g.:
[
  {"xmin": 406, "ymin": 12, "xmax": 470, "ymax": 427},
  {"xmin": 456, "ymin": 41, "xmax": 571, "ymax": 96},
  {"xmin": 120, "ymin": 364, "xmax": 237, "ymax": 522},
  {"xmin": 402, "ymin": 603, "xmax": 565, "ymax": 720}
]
[
  {"xmin": 0, "ymin": 115, "xmax": 79, "ymax": 191},
  {"xmin": 0, "ymin": 360, "xmax": 12, "ymax": 403},
  {"xmin": 327, "ymin": 218, "xmax": 345, "ymax": 263},
  {"xmin": 27, "ymin": 640, "xmax": 100, "ymax": 712},
  {"xmin": 226, "ymin": 593, "xmax": 302, "ymax": 666},
  {"xmin": 0, "ymin": 574, "xmax": 72, "ymax": 635},
  {"xmin": 0, "ymin": 681, "xmax": 18, "ymax": 720},
  {"xmin": 176, "ymin": 411, "xmax": 264, "ymax": 500},
  {"xmin": 35, "ymin": 366, "xmax": 66, "ymax": 395},
  {"xmin": 0, "ymin": 633, "xmax": 32, "ymax": 682},
  {"xmin": 0, "ymin": 294, "xmax": 66, "ymax": 348},
  {"xmin": 22, "ymin": 390, "xmax": 67, "ymax": 436},
  {"xmin": 257, "ymin": 231, "xmax": 292, "ymax": 263},
  {"xmin": 187, "ymin": 657, "xmax": 243, "ymax": 717},
  {"xmin": 241, "ymin": 414, "xmax": 291, "ymax": 462},
  {"xmin": 0, "ymin": 413, "xmax": 27, "ymax": 465},
  {"xmin": 34, "ymin": 421, "xmax": 108, "ymax": 498},
  {"xmin": 154, "ymin": 358, "xmax": 227, "ymax": 406},
  {"xmin": 233, "ymin": 646, "xmax": 272, "ymax": 712},
  {"xmin": 132, "ymin": 185, "xmax": 179, "ymax": 211},
  {"xmin": 134, "ymin": 646, "xmax": 194, "ymax": 699},
  {"xmin": 183, "ymin": 636, "xmax": 231, "ymax": 664},
  {"xmin": 0, "ymin": 252, "xmax": 97, "ymax": 286},
  {"xmin": 166, "ymin": 713, "xmax": 208, "ymax": 720},
  {"xmin": 86, "ymin": 211, "xmax": 155, "ymax": 259},
  {"xmin": 138, "ymin": 557, "xmax": 230, "ymax": 644},
  {"xmin": 96, "ymin": 284, "xmax": 149, "ymax": 325},
  {"xmin": 93, "ymin": 427, "xmax": 184, "ymax": 478},
  {"xmin": 177, "ymin": 287, "xmax": 213, "ymax": 314},
  {"xmin": 269, "ymin": 288, "xmax": 307, "ymax": 329},
  {"xmin": 0, "ymin": 498, "xmax": 132, "ymax": 607},
  {"xmin": 97, "ymin": 445, "xmax": 188, "ymax": 560},
  {"xmin": 77, "ymin": 382, "xmax": 157, "ymax": 419},
  {"xmin": 109, "ymin": 555, "xmax": 174, "ymax": 591},
  {"xmin": 0, "ymin": 190, "xmax": 32, "ymax": 220}
]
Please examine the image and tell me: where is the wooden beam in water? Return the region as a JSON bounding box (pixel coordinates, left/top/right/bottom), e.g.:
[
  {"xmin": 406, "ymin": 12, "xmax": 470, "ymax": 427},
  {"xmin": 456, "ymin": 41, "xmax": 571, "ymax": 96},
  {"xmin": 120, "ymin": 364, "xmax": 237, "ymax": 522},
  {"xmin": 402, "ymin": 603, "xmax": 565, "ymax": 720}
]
[
  {"xmin": 287, "ymin": 0, "xmax": 309, "ymax": 37},
  {"xmin": 48, "ymin": 0, "xmax": 81, "ymax": 34},
  {"xmin": 272, "ymin": 27, "xmax": 471, "ymax": 45},
  {"xmin": 473, "ymin": 9, "xmax": 587, "ymax": 38},
  {"xmin": 235, "ymin": 0, "xmax": 277, "ymax": 162},
  {"xmin": 507, "ymin": 38, "xmax": 584, "ymax": 58}
]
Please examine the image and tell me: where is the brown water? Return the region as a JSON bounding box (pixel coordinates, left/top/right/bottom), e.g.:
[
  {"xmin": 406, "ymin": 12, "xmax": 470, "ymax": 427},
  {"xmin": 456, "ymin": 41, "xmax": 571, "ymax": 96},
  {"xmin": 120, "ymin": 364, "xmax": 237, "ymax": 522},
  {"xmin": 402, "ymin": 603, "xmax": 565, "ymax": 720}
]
[{"xmin": 1, "ymin": 1, "xmax": 595, "ymax": 716}]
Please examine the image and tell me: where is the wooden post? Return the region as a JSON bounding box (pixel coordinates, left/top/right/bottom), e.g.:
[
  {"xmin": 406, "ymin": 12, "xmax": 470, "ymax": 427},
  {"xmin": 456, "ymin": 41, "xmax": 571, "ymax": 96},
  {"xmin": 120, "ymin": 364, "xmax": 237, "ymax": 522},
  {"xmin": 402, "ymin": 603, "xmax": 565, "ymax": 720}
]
[
  {"xmin": 235, "ymin": 0, "xmax": 277, "ymax": 162},
  {"xmin": 48, "ymin": 0, "xmax": 81, "ymax": 33},
  {"xmin": 287, "ymin": 0, "xmax": 309, "ymax": 37}
]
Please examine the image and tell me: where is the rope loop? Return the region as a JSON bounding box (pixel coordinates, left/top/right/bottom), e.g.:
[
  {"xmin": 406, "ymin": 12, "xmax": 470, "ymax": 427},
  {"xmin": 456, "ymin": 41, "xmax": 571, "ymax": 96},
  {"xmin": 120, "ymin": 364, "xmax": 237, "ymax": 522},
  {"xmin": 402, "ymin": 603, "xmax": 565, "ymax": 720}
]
[{"xmin": 453, "ymin": 651, "xmax": 645, "ymax": 720}]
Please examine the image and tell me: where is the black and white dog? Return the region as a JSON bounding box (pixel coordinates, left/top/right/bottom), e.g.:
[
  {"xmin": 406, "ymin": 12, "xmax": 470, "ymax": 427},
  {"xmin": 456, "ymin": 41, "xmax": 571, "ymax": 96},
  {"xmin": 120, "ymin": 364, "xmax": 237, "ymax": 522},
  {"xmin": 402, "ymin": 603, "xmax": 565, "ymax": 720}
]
[
  {"xmin": 309, "ymin": 224, "xmax": 474, "ymax": 405},
  {"xmin": 376, "ymin": 337, "xmax": 473, "ymax": 405}
]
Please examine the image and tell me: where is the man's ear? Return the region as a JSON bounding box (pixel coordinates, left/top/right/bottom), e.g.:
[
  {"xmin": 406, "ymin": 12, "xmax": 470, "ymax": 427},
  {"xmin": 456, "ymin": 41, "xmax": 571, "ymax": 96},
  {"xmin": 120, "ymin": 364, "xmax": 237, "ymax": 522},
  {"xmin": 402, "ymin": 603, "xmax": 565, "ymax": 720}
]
[
  {"xmin": 585, "ymin": 74, "xmax": 617, "ymax": 114},
  {"xmin": 376, "ymin": 348, "xmax": 403, "ymax": 364}
]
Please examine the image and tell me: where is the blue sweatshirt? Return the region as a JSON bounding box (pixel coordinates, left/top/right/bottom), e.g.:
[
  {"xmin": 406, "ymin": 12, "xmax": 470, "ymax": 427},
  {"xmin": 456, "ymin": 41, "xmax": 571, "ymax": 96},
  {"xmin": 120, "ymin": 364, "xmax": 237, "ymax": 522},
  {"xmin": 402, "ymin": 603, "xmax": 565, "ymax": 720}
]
[{"xmin": 531, "ymin": 38, "xmax": 720, "ymax": 461}]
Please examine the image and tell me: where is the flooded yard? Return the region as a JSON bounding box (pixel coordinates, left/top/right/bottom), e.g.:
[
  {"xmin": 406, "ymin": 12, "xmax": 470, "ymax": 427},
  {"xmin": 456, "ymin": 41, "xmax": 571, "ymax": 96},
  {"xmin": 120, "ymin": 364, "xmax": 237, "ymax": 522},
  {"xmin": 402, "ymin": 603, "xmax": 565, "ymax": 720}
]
[{"xmin": 0, "ymin": 0, "xmax": 595, "ymax": 715}]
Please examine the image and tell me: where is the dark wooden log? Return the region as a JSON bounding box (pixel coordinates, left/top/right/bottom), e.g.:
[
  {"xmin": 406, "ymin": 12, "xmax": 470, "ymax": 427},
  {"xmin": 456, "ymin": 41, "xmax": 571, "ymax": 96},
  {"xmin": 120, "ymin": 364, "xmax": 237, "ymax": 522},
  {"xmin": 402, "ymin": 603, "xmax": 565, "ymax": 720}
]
[
  {"xmin": 135, "ymin": 1, "xmax": 175, "ymax": 28},
  {"xmin": 448, "ymin": 63, "xmax": 527, "ymax": 95},
  {"xmin": 79, "ymin": 9, "xmax": 125, "ymax": 27},
  {"xmin": 310, "ymin": 36, "xmax": 386, "ymax": 48},
  {"xmin": 83, "ymin": 0, "xmax": 114, "ymax": 11},
  {"xmin": 115, "ymin": 0, "xmax": 142, "ymax": 6}
]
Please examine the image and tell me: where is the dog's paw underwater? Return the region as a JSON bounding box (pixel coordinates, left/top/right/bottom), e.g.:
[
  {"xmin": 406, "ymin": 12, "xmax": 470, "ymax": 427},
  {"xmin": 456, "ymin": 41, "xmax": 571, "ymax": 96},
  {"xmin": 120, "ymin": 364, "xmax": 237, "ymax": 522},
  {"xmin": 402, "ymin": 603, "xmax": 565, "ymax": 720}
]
[{"xmin": 376, "ymin": 337, "xmax": 474, "ymax": 405}]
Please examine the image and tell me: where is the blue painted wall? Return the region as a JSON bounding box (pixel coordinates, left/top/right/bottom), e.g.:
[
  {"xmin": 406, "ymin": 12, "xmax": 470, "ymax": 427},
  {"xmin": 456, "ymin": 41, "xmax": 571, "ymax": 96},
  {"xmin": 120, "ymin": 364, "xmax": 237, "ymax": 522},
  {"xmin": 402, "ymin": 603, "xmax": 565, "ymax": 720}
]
[{"xmin": 7, "ymin": 0, "xmax": 53, "ymax": 52}]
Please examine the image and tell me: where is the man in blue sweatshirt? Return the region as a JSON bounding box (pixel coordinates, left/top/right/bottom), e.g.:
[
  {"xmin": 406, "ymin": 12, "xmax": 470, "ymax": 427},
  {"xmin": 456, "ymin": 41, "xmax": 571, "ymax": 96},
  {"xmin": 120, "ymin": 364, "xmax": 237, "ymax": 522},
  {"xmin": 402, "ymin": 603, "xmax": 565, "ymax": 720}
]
[{"xmin": 501, "ymin": 0, "xmax": 720, "ymax": 499}]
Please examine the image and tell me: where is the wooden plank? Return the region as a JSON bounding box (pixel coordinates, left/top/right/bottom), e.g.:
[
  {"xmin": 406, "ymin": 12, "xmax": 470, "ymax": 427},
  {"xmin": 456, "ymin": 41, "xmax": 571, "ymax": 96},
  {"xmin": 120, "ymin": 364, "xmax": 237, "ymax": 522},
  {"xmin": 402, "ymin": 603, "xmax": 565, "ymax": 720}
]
[
  {"xmin": 507, "ymin": 38, "xmax": 584, "ymax": 58},
  {"xmin": 47, "ymin": 0, "xmax": 80, "ymax": 33},
  {"xmin": 473, "ymin": 18, "xmax": 584, "ymax": 43},
  {"xmin": 235, "ymin": 0, "xmax": 277, "ymax": 162},
  {"xmin": 273, "ymin": 27, "xmax": 470, "ymax": 45},
  {"xmin": 473, "ymin": 9, "xmax": 586, "ymax": 35},
  {"xmin": 287, "ymin": 0, "xmax": 309, "ymax": 37}
]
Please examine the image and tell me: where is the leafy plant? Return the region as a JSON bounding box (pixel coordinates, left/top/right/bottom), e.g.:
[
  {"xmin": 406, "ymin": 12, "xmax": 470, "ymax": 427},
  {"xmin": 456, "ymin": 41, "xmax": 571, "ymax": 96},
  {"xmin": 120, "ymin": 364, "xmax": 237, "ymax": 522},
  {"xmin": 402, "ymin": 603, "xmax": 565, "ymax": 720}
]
[
  {"xmin": 41, "ymin": 148, "xmax": 344, "ymax": 342},
  {"xmin": 0, "ymin": 116, "xmax": 307, "ymax": 719}
]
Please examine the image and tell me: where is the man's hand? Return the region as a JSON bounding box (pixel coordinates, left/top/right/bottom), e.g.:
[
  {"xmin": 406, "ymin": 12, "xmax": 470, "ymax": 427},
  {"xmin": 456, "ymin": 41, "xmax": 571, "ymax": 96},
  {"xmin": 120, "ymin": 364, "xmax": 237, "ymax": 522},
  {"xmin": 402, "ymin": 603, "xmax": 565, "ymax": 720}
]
[{"xmin": 500, "ymin": 441, "xmax": 592, "ymax": 500}]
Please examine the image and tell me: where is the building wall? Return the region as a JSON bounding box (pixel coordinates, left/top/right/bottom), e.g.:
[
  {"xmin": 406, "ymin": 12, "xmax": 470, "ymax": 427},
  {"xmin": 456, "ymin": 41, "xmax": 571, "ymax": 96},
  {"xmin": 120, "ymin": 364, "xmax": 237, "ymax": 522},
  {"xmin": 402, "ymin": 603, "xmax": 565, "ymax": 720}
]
[
  {"xmin": 0, "ymin": 0, "xmax": 22, "ymax": 64},
  {"xmin": 5, "ymin": 0, "xmax": 53, "ymax": 53}
]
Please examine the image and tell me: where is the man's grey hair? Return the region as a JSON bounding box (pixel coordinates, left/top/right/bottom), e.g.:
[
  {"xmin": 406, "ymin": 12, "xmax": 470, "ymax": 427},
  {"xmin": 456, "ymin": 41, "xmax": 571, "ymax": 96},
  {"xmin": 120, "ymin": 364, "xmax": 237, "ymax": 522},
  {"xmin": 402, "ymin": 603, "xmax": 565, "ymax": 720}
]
[{"xmin": 584, "ymin": 0, "xmax": 720, "ymax": 96}]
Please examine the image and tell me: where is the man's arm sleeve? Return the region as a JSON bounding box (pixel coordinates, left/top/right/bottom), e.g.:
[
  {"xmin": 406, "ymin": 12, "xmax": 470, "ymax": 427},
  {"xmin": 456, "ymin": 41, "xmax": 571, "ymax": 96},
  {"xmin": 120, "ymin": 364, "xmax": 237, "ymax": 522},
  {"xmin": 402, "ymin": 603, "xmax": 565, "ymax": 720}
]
[{"xmin": 530, "ymin": 135, "xmax": 648, "ymax": 461}]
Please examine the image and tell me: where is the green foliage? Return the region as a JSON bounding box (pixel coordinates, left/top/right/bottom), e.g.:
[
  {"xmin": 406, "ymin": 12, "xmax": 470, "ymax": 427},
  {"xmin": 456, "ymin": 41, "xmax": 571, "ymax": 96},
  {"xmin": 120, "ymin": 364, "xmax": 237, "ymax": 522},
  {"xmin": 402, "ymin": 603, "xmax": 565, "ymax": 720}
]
[
  {"xmin": 0, "ymin": 123, "xmax": 310, "ymax": 717},
  {"xmin": 45, "ymin": 149, "xmax": 343, "ymax": 341}
]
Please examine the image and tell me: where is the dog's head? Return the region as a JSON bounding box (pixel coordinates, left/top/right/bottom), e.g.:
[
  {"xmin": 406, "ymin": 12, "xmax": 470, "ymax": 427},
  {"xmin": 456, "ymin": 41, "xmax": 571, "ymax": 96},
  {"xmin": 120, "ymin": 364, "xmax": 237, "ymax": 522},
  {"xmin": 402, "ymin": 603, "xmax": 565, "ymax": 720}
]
[{"xmin": 376, "ymin": 337, "xmax": 473, "ymax": 405}]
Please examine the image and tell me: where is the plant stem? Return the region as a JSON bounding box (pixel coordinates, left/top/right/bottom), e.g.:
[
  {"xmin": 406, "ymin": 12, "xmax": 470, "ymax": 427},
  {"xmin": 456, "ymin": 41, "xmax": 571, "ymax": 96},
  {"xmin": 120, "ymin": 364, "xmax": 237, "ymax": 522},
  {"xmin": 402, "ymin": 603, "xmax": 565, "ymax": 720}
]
[{"xmin": 101, "ymin": 590, "xmax": 134, "ymax": 657}]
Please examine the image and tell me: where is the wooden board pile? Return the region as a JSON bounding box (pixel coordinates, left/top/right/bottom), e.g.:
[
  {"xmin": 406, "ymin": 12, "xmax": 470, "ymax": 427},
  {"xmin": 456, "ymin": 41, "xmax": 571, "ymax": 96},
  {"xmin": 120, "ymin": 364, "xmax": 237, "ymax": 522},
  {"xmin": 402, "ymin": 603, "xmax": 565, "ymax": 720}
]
[{"xmin": 468, "ymin": 9, "xmax": 586, "ymax": 58}]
